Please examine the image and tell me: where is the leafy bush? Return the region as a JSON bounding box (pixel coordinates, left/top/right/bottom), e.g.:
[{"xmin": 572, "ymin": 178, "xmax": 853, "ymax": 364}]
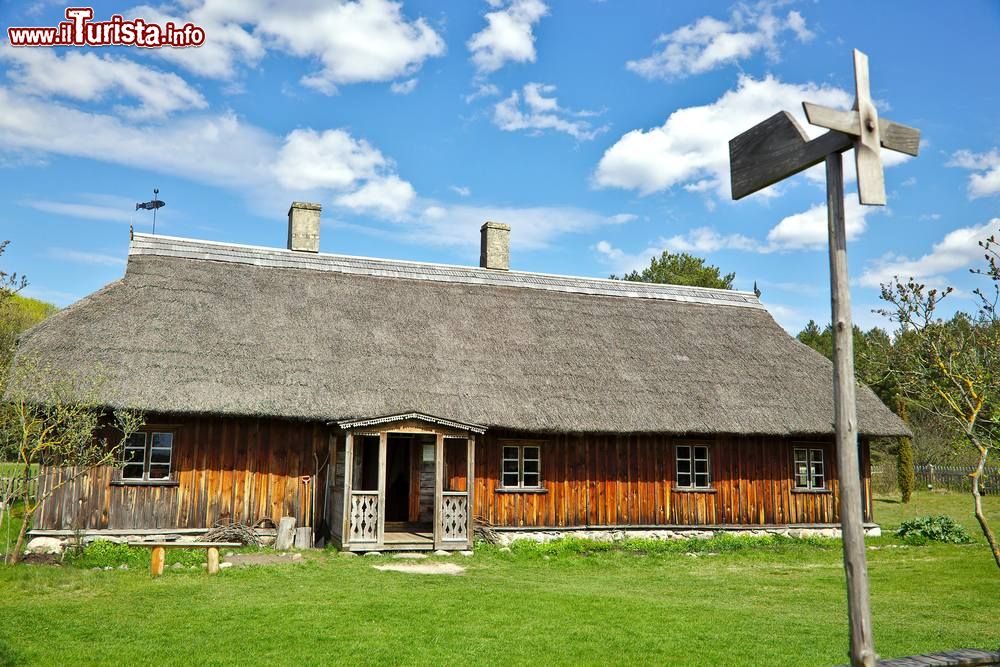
[{"xmin": 896, "ymin": 515, "xmax": 972, "ymax": 544}]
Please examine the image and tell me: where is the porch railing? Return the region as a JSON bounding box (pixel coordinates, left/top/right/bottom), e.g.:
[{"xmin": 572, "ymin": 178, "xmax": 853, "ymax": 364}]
[
  {"xmin": 440, "ymin": 491, "xmax": 469, "ymax": 542},
  {"xmin": 349, "ymin": 491, "xmax": 379, "ymax": 543}
]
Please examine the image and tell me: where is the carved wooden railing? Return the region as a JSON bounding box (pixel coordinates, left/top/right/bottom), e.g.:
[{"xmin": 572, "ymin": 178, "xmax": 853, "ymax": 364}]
[
  {"xmin": 349, "ymin": 491, "xmax": 379, "ymax": 543},
  {"xmin": 440, "ymin": 491, "xmax": 469, "ymax": 542}
]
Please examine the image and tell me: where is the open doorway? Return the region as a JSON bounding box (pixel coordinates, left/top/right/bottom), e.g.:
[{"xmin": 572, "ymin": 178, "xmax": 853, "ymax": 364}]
[{"xmin": 384, "ymin": 433, "xmax": 435, "ymax": 541}]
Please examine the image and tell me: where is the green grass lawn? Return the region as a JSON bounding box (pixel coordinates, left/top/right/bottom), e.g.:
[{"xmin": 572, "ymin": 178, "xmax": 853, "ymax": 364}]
[{"xmin": 0, "ymin": 491, "xmax": 997, "ymax": 666}]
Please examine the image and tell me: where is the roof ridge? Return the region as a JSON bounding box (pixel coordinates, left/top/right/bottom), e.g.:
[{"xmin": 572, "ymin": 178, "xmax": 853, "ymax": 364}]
[{"xmin": 128, "ymin": 233, "xmax": 765, "ymax": 309}]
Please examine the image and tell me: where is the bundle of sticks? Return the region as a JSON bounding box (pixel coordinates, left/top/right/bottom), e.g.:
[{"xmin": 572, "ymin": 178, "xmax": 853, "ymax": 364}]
[{"xmin": 201, "ymin": 520, "xmax": 263, "ymax": 547}]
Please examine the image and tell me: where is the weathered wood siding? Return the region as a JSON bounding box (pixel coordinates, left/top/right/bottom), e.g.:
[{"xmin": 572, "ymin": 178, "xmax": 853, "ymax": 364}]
[
  {"xmin": 474, "ymin": 432, "xmax": 872, "ymax": 528},
  {"xmin": 35, "ymin": 415, "xmax": 330, "ymax": 531}
]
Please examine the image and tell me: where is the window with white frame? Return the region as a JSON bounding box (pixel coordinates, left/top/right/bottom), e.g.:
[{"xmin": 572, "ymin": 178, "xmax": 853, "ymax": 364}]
[
  {"xmin": 676, "ymin": 444, "xmax": 711, "ymax": 489},
  {"xmin": 794, "ymin": 447, "xmax": 826, "ymax": 490},
  {"xmin": 122, "ymin": 431, "xmax": 174, "ymax": 481},
  {"xmin": 501, "ymin": 443, "xmax": 541, "ymax": 489}
]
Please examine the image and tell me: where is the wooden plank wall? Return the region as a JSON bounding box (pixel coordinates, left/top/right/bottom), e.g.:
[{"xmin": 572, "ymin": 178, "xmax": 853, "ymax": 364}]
[
  {"xmin": 474, "ymin": 432, "xmax": 873, "ymax": 528},
  {"xmin": 35, "ymin": 415, "xmax": 330, "ymax": 531}
]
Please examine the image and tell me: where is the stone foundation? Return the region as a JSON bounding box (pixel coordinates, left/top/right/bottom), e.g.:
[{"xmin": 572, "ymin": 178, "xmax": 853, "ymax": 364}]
[{"xmin": 492, "ymin": 525, "xmax": 881, "ymax": 546}]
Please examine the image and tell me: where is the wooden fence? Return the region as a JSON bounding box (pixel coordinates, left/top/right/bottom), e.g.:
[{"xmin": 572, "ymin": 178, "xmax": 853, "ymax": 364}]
[
  {"xmin": 1, "ymin": 476, "xmax": 38, "ymax": 502},
  {"xmin": 872, "ymin": 464, "xmax": 1000, "ymax": 496}
]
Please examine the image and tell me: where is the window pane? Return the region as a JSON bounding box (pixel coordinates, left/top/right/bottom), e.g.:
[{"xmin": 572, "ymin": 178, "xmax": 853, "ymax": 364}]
[
  {"xmin": 523, "ymin": 460, "xmax": 539, "ymax": 474},
  {"xmin": 813, "ymin": 473, "xmax": 825, "ymax": 489},
  {"xmin": 794, "ymin": 448, "xmax": 807, "ymax": 465},
  {"xmin": 694, "ymin": 459, "xmax": 708, "ymax": 475},
  {"xmin": 150, "ymin": 448, "xmax": 171, "ymax": 464},
  {"xmin": 502, "ymin": 472, "xmax": 519, "ymax": 487},
  {"xmin": 151, "ymin": 432, "xmax": 173, "ymax": 449},
  {"xmin": 523, "ymin": 446, "xmax": 539, "ymax": 461},
  {"xmin": 503, "ymin": 460, "xmax": 519, "ymax": 473},
  {"xmin": 523, "ymin": 473, "xmax": 540, "ymax": 488},
  {"xmin": 123, "ymin": 464, "xmax": 144, "ymax": 480},
  {"xmin": 677, "ymin": 460, "xmax": 691, "ymax": 474},
  {"xmin": 677, "ymin": 472, "xmax": 691, "ymax": 488},
  {"xmin": 695, "ymin": 473, "xmax": 710, "ymax": 488},
  {"xmin": 795, "ymin": 462, "xmax": 809, "ymax": 488},
  {"xmin": 124, "ymin": 447, "xmax": 144, "ymax": 464},
  {"xmin": 694, "ymin": 446, "xmax": 708, "ymax": 461},
  {"xmin": 148, "ymin": 464, "xmax": 170, "ymax": 480},
  {"xmin": 677, "ymin": 446, "xmax": 690, "ymax": 461},
  {"xmin": 503, "ymin": 447, "xmax": 519, "ymax": 460},
  {"xmin": 126, "ymin": 432, "xmax": 146, "ymax": 449}
]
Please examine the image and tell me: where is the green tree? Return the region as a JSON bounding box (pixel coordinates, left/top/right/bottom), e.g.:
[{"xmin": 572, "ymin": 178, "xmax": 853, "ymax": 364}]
[
  {"xmin": 612, "ymin": 251, "xmax": 735, "ymax": 289},
  {"xmin": 0, "ymin": 355, "xmax": 144, "ymax": 563},
  {"xmin": 871, "ymin": 269, "xmax": 1000, "ymax": 569},
  {"xmin": 1, "ymin": 294, "xmax": 58, "ymax": 372},
  {"xmin": 895, "ymin": 394, "xmax": 915, "ymax": 503}
]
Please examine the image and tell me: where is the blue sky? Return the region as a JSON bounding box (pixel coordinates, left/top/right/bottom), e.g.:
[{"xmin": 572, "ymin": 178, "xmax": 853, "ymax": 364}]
[{"xmin": 0, "ymin": 0, "xmax": 998, "ymax": 333}]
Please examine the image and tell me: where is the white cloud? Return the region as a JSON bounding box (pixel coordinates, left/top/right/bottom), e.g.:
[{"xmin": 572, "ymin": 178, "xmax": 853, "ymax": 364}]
[
  {"xmin": 132, "ymin": 0, "xmax": 444, "ymax": 93},
  {"xmin": 594, "ymin": 74, "xmax": 858, "ymax": 198},
  {"xmin": 390, "ymin": 78, "xmax": 419, "ymax": 95},
  {"xmin": 626, "ymin": 7, "xmax": 813, "ymax": 81},
  {"xmin": 0, "ymin": 87, "xmax": 416, "ymax": 219},
  {"xmin": 662, "ymin": 227, "xmax": 763, "ymax": 253},
  {"xmin": 595, "ymin": 194, "xmax": 877, "ymax": 277},
  {"xmin": 494, "ymin": 83, "xmax": 605, "ymax": 140},
  {"xmin": 47, "ymin": 248, "xmax": 126, "ymax": 267},
  {"xmin": 275, "ymin": 129, "xmax": 389, "ymax": 191},
  {"xmin": 766, "ymin": 197, "xmax": 872, "ymax": 249},
  {"xmin": 335, "ymin": 175, "xmax": 416, "ymax": 218},
  {"xmin": 22, "ymin": 199, "xmax": 136, "ymax": 224},
  {"xmin": 858, "ymin": 218, "xmax": 1000, "ymax": 287},
  {"xmin": 948, "ymin": 148, "xmax": 1000, "ymax": 198},
  {"xmin": 262, "ymin": 0, "xmax": 445, "ymax": 94},
  {"xmin": 0, "ymin": 45, "xmax": 206, "ymax": 118},
  {"xmin": 468, "ymin": 0, "xmax": 548, "ymax": 74},
  {"xmin": 450, "ymin": 185, "xmax": 472, "ymax": 197},
  {"xmin": 465, "ymin": 82, "xmax": 500, "ymax": 103}
]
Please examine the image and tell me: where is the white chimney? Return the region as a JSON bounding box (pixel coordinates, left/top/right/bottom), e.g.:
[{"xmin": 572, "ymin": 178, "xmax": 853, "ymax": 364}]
[
  {"xmin": 480, "ymin": 221, "xmax": 510, "ymax": 270},
  {"xmin": 287, "ymin": 202, "xmax": 321, "ymax": 253}
]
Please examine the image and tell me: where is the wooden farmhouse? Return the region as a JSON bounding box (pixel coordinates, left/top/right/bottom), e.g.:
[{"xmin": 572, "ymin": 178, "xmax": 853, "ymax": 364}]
[{"xmin": 16, "ymin": 202, "xmax": 907, "ymax": 551}]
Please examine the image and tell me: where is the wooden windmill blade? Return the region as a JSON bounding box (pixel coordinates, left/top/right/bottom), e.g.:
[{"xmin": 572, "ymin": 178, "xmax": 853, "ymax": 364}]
[{"xmin": 852, "ymin": 49, "xmax": 886, "ymax": 205}]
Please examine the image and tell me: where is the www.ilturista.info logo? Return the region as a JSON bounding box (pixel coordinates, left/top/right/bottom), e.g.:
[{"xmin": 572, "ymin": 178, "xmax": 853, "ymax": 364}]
[{"xmin": 7, "ymin": 7, "xmax": 206, "ymax": 47}]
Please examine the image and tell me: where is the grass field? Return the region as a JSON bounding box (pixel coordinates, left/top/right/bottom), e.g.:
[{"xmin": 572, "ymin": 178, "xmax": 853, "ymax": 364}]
[{"xmin": 0, "ymin": 491, "xmax": 997, "ymax": 666}]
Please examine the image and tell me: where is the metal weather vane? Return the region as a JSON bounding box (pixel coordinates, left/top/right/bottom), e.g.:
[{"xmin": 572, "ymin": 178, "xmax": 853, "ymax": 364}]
[
  {"xmin": 136, "ymin": 187, "xmax": 166, "ymax": 234},
  {"xmin": 728, "ymin": 49, "xmax": 920, "ymax": 667}
]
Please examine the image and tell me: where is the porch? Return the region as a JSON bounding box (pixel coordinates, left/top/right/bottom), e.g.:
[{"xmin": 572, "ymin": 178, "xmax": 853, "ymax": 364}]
[{"xmin": 331, "ymin": 413, "xmax": 481, "ymax": 552}]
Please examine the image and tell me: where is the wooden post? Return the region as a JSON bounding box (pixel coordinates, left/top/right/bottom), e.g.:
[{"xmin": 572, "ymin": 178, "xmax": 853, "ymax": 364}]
[
  {"xmin": 150, "ymin": 545, "xmax": 165, "ymax": 577},
  {"xmin": 376, "ymin": 431, "xmax": 387, "ymax": 548},
  {"xmin": 206, "ymin": 546, "xmax": 220, "ymax": 575},
  {"xmin": 342, "ymin": 432, "xmax": 354, "ymax": 547},
  {"xmin": 467, "ymin": 434, "xmax": 476, "ymax": 550},
  {"xmin": 826, "ymin": 151, "xmax": 876, "ymax": 667},
  {"xmin": 434, "ymin": 433, "xmax": 444, "ymax": 550}
]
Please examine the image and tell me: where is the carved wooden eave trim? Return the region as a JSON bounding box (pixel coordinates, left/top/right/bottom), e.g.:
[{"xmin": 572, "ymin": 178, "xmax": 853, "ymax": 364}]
[{"xmin": 332, "ymin": 412, "xmax": 486, "ymax": 435}]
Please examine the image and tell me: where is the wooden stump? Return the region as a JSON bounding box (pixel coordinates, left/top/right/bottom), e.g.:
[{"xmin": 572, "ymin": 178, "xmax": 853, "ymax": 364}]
[
  {"xmin": 206, "ymin": 547, "xmax": 220, "ymax": 575},
  {"xmin": 294, "ymin": 527, "xmax": 312, "ymax": 549},
  {"xmin": 150, "ymin": 546, "xmax": 166, "ymax": 577},
  {"xmin": 275, "ymin": 516, "xmax": 296, "ymax": 550}
]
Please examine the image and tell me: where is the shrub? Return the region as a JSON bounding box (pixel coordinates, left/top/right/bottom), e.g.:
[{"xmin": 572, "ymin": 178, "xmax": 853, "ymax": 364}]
[
  {"xmin": 896, "ymin": 515, "xmax": 972, "ymax": 544},
  {"xmin": 897, "ymin": 436, "xmax": 915, "ymax": 503}
]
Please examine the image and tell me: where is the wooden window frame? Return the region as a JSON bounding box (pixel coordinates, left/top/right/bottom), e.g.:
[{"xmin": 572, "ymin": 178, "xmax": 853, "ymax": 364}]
[
  {"xmin": 118, "ymin": 430, "xmax": 175, "ymax": 485},
  {"xmin": 675, "ymin": 443, "xmax": 712, "ymax": 491},
  {"xmin": 793, "ymin": 446, "xmax": 827, "ymax": 491},
  {"xmin": 498, "ymin": 442, "xmax": 543, "ymax": 491}
]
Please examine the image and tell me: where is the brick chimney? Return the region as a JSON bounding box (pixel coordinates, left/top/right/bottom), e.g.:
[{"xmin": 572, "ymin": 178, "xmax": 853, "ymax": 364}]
[
  {"xmin": 479, "ymin": 221, "xmax": 510, "ymax": 270},
  {"xmin": 287, "ymin": 202, "xmax": 321, "ymax": 253}
]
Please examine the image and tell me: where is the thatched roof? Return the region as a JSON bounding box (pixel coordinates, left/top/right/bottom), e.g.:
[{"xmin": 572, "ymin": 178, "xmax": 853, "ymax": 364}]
[{"xmin": 12, "ymin": 233, "xmax": 907, "ymax": 436}]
